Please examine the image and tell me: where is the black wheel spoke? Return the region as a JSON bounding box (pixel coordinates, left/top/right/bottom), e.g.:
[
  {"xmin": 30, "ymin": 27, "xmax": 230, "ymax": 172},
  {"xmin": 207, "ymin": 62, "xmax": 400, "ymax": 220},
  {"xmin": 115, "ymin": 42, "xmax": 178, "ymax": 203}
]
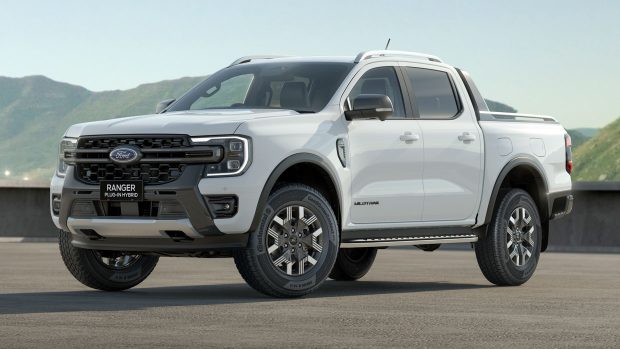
[
  {"xmin": 506, "ymin": 206, "xmax": 535, "ymax": 267},
  {"xmin": 266, "ymin": 205, "xmax": 323, "ymax": 276}
]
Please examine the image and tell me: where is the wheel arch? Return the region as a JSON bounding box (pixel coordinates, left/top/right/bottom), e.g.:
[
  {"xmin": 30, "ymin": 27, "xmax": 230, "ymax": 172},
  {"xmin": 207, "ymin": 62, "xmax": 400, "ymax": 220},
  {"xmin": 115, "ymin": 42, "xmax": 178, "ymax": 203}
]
[
  {"xmin": 248, "ymin": 153, "xmax": 342, "ymax": 233},
  {"xmin": 483, "ymin": 156, "xmax": 551, "ymax": 251}
]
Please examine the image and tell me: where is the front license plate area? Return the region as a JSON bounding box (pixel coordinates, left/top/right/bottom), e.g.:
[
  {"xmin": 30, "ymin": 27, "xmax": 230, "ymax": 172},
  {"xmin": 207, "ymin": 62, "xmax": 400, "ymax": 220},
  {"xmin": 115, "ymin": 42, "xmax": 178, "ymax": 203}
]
[{"xmin": 100, "ymin": 180, "xmax": 144, "ymax": 202}]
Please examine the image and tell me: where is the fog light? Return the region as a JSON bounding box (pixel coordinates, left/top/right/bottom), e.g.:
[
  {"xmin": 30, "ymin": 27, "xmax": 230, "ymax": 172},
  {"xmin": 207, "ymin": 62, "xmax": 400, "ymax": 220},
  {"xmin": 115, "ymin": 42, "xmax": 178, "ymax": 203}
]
[
  {"xmin": 227, "ymin": 160, "xmax": 241, "ymax": 170},
  {"xmin": 206, "ymin": 196, "xmax": 238, "ymax": 218}
]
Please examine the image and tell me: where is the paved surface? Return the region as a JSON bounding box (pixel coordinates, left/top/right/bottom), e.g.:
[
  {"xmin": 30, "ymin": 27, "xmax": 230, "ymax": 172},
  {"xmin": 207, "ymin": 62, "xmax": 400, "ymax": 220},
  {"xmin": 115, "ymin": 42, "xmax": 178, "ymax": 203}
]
[{"xmin": 1, "ymin": 243, "xmax": 619, "ymax": 348}]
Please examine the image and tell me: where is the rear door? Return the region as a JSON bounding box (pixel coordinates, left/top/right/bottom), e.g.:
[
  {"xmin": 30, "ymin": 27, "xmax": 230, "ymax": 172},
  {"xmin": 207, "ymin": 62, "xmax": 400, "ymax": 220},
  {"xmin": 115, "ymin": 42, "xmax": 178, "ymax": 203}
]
[
  {"xmin": 346, "ymin": 65, "xmax": 425, "ymax": 223},
  {"xmin": 400, "ymin": 63, "xmax": 483, "ymax": 222}
]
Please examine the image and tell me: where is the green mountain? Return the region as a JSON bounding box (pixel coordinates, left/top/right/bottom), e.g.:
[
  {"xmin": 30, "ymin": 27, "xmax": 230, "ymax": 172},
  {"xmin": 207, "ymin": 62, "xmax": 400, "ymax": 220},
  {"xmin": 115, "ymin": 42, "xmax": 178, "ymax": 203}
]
[
  {"xmin": 572, "ymin": 116, "xmax": 620, "ymax": 181},
  {"xmin": 0, "ymin": 75, "xmax": 204, "ymax": 182},
  {"xmin": 567, "ymin": 129, "xmax": 589, "ymax": 149},
  {"xmin": 574, "ymin": 128, "xmax": 599, "ymax": 138},
  {"xmin": 0, "ymin": 75, "xmax": 598, "ymax": 182}
]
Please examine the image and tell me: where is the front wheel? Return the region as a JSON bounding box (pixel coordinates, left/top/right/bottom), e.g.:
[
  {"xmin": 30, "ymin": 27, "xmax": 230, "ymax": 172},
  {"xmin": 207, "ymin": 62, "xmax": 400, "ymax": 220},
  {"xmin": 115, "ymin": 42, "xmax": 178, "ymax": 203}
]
[
  {"xmin": 234, "ymin": 184, "xmax": 339, "ymax": 298},
  {"xmin": 59, "ymin": 230, "xmax": 159, "ymax": 291},
  {"xmin": 475, "ymin": 189, "xmax": 542, "ymax": 286}
]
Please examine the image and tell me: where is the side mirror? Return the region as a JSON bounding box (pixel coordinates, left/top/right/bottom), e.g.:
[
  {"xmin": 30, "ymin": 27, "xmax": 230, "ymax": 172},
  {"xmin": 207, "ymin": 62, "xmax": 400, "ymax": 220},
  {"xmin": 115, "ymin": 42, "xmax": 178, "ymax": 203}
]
[
  {"xmin": 156, "ymin": 99, "xmax": 175, "ymax": 113},
  {"xmin": 344, "ymin": 94, "xmax": 393, "ymax": 121}
]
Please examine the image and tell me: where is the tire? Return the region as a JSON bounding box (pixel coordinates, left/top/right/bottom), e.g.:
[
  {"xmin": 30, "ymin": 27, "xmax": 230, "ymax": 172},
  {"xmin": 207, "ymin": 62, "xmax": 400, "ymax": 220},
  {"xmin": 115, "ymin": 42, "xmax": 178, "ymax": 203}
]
[
  {"xmin": 475, "ymin": 189, "xmax": 542, "ymax": 286},
  {"xmin": 234, "ymin": 184, "xmax": 339, "ymax": 298},
  {"xmin": 329, "ymin": 248, "xmax": 377, "ymax": 281},
  {"xmin": 59, "ymin": 230, "xmax": 159, "ymax": 291}
]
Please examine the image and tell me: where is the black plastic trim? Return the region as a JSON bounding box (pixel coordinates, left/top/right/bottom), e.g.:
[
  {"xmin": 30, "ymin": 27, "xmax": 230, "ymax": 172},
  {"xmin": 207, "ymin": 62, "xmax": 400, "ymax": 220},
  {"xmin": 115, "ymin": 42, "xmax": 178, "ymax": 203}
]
[
  {"xmin": 394, "ymin": 66, "xmax": 415, "ymax": 118},
  {"xmin": 248, "ymin": 153, "xmax": 342, "ymax": 232},
  {"xmin": 70, "ymin": 233, "xmax": 248, "ymax": 252},
  {"xmin": 483, "ymin": 156, "xmax": 549, "ymax": 226},
  {"xmin": 548, "ymin": 190, "xmax": 573, "ymax": 220},
  {"xmin": 59, "ymin": 165, "xmax": 223, "ymax": 236},
  {"xmin": 342, "ymin": 226, "xmax": 474, "ymax": 241}
]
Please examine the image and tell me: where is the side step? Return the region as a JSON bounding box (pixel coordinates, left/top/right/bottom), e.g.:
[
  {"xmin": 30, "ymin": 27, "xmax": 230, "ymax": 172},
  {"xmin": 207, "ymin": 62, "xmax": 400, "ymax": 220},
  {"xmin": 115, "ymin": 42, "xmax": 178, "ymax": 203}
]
[{"xmin": 340, "ymin": 234, "xmax": 477, "ymax": 248}]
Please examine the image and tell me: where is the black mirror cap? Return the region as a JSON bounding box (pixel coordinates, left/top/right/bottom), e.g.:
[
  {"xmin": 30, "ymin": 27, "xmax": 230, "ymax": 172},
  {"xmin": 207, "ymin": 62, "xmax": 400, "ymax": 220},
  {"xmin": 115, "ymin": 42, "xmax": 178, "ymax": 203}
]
[
  {"xmin": 345, "ymin": 94, "xmax": 393, "ymax": 121},
  {"xmin": 156, "ymin": 99, "xmax": 176, "ymax": 114}
]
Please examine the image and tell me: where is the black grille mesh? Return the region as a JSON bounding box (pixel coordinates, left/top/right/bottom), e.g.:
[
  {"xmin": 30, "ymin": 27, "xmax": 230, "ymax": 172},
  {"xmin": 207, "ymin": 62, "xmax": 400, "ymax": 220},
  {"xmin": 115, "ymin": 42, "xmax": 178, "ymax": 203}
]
[
  {"xmin": 76, "ymin": 136, "xmax": 190, "ymax": 185},
  {"xmin": 79, "ymin": 136, "xmax": 186, "ymax": 150}
]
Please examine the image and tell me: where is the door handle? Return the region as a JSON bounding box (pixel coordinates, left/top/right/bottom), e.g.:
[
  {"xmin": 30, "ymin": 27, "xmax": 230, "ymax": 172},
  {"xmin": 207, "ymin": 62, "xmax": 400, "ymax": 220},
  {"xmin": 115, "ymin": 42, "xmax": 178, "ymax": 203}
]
[
  {"xmin": 458, "ymin": 132, "xmax": 476, "ymax": 142},
  {"xmin": 399, "ymin": 132, "xmax": 420, "ymax": 143}
]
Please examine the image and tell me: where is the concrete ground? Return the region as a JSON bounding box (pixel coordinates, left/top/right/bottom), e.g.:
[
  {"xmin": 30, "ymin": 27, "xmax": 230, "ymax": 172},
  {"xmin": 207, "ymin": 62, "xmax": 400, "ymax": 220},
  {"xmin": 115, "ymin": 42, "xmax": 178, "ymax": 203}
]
[{"xmin": 0, "ymin": 243, "xmax": 619, "ymax": 348}]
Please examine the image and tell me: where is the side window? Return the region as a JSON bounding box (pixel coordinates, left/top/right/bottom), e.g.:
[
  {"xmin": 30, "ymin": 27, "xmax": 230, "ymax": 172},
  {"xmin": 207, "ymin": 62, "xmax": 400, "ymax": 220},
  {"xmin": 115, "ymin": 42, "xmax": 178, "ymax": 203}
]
[
  {"xmin": 348, "ymin": 66, "xmax": 406, "ymax": 118},
  {"xmin": 190, "ymin": 74, "xmax": 254, "ymax": 110},
  {"xmin": 405, "ymin": 67, "xmax": 460, "ymax": 119}
]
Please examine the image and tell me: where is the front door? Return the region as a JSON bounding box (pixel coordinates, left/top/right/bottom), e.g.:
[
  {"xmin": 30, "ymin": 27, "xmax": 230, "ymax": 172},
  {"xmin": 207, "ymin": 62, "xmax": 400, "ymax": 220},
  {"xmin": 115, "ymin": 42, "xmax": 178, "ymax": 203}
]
[{"xmin": 347, "ymin": 66, "xmax": 425, "ymax": 223}]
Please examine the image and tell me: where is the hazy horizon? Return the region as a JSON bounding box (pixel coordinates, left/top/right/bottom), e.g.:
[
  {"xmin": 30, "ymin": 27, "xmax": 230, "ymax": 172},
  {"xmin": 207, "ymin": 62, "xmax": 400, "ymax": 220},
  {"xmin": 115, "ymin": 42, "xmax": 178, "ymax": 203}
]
[{"xmin": 2, "ymin": 0, "xmax": 619, "ymax": 128}]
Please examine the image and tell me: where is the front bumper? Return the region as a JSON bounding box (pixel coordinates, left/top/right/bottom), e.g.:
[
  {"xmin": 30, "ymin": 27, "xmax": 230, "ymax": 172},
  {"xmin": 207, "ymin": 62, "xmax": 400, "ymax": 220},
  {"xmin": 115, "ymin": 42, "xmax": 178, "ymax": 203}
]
[{"xmin": 51, "ymin": 165, "xmax": 249, "ymax": 252}]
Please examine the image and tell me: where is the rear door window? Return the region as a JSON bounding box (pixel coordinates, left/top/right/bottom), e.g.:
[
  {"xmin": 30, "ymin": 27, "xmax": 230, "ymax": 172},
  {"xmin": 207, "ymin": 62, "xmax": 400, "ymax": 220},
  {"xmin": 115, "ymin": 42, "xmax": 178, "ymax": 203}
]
[{"xmin": 405, "ymin": 67, "xmax": 461, "ymax": 119}]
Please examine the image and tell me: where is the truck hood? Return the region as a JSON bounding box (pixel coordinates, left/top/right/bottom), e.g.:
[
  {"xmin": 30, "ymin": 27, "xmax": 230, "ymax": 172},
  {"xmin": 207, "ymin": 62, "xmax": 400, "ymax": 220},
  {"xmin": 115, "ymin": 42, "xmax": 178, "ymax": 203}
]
[{"xmin": 65, "ymin": 109, "xmax": 300, "ymax": 137}]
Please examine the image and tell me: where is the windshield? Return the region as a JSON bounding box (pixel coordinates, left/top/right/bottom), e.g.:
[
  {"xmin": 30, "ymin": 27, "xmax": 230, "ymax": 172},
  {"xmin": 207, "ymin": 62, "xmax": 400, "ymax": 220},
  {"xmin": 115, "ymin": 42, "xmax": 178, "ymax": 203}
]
[{"xmin": 167, "ymin": 61, "xmax": 354, "ymax": 113}]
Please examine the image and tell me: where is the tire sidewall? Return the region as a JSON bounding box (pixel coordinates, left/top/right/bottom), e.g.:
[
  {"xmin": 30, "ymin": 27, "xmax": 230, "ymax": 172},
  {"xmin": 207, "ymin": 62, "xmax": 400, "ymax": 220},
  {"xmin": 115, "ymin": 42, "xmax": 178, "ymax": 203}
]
[
  {"xmin": 59, "ymin": 230, "xmax": 158, "ymax": 291},
  {"xmin": 248, "ymin": 186, "xmax": 339, "ymax": 294},
  {"xmin": 331, "ymin": 248, "xmax": 378, "ymax": 280},
  {"xmin": 80, "ymin": 250, "xmax": 158, "ymax": 286}
]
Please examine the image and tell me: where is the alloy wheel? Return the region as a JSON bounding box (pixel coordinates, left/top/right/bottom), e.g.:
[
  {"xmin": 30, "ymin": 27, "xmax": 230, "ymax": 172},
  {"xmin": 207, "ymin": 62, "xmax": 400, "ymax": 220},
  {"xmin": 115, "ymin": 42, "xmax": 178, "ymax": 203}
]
[
  {"xmin": 266, "ymin": 205, "xmax": 324, "ymax": 276},
  {"xmin": 506, "ymin": 207, "xmax": 535, "ymax": 267}
]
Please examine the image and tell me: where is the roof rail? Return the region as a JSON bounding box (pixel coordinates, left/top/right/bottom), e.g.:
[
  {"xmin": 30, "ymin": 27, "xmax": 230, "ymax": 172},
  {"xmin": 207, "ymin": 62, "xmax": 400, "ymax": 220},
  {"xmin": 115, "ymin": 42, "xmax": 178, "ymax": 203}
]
[
  {"xmin": 228, "ymin": 55, "xmax": 287, "ymax": 67},
  {"xmin": 354, "ymin": 50, "xmax": 443, "ymax": 63}
]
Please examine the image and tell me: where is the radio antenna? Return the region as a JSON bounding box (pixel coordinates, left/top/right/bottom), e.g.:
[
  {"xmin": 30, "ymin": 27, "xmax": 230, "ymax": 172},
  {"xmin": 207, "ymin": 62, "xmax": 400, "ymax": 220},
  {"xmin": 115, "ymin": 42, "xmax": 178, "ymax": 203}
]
[{"xmin": 384, "ymin": 38, "xmax": 391, "ymax": 50}]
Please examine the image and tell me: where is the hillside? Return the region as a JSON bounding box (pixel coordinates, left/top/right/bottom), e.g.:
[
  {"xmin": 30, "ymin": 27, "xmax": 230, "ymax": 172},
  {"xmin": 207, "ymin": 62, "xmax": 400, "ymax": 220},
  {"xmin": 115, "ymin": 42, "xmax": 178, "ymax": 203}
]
[
  {"xmin": 0, "ymin": 75, "xmax": 204, "ymax": 182},
  {"xmin": 0, "ymin": 75, "xmax": 591, "ymax": 182},
  {"xmin": 572, "ymin": 116, "xmax": 620, "ymax": 181},
  {"xmin": 567, "ymin": 129, "xmax": 589, "ymax": 149}
]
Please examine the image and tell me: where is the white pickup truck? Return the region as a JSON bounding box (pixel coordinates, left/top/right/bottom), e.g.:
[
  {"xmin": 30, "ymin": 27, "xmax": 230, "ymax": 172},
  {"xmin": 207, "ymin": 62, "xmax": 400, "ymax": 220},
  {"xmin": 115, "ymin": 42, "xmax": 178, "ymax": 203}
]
[{"xmin": 51, "ymin": 50, "xmax": 573, "ymax": 297}]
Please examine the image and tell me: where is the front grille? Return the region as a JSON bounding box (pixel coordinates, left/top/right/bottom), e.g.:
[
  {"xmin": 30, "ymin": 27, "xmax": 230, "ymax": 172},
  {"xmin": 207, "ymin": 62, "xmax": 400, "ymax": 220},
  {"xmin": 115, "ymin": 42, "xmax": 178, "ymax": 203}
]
[
  {"xmin": 71, "ymin": 199, "xmax": 187, "ymax": 218},
  {"xmin": 79, "ymin": 136, "xmax": 192, "ymax": 151},
  {"xmin": 73, "ymin": 135, "xmax": 222, "ymax": 185},
  {"xmin": 78, "ymin": 162, "xmax": 186, "ymax": 185}
]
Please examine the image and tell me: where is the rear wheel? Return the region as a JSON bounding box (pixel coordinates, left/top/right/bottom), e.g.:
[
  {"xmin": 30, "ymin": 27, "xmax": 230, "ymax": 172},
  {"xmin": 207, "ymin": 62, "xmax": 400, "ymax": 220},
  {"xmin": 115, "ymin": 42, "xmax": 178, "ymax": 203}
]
[
  {"xmin": 329, "ymin": 247, "xmax": 378, "ymax": 281},
  {"xmin": 234, "ymin": 184, "xmax": 339, "ymax": 297},
  {"xmin": 475, "ymin": 189, "xmax": 542, "ymax": 286},
  {"xmin": 59, "ymin": 230, "xmax": 159, "ymax": 291}
]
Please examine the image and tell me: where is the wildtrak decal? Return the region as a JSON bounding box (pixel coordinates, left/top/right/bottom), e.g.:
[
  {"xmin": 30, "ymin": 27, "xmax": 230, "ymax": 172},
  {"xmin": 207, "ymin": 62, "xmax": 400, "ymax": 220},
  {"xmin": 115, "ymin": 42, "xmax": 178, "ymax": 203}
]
[{"xmin": 354, "ymin": 201, "xmax": 380, "ymax": 206}]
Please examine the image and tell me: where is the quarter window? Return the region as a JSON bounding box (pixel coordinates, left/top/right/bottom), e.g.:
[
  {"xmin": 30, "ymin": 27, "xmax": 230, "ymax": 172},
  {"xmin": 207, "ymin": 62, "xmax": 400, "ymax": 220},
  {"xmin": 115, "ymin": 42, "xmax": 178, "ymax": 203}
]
[{"xmin": 405, "ymin": 67, "xmax": 460, "ymax": 119}]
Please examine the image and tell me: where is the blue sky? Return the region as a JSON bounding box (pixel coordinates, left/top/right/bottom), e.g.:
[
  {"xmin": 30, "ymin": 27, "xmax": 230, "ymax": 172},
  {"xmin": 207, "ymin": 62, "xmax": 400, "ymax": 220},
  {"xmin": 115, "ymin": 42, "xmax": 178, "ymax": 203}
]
[{"xmin": 1, "ymin": 0, "xmax": 618, "ymax": 128}]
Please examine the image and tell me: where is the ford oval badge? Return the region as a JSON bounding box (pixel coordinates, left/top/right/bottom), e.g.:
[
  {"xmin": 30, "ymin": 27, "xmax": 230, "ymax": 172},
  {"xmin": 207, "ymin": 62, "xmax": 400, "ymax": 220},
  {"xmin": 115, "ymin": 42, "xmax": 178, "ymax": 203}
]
[{"xmin": 109, "ymin": 146, "xmax": 142, "ymax": 164}]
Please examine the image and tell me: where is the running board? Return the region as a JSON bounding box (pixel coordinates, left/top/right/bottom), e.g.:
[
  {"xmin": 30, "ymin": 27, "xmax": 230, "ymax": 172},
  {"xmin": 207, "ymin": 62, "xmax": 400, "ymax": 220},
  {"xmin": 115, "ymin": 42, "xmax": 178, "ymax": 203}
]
[{"xmin": 340, "ymin": 234, "xmax": 478, "ymax": 248}]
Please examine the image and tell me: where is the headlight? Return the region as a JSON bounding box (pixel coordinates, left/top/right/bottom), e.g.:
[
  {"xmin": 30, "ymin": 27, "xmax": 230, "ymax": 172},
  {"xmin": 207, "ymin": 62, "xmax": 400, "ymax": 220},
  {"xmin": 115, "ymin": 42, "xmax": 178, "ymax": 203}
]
[
  {"xmin": 190, "ymin": 136, "xmax": 251, "ymax": 177},
  {"xmin": 57, "ymin": 138, "xmax": 77, "ymax": 176}
]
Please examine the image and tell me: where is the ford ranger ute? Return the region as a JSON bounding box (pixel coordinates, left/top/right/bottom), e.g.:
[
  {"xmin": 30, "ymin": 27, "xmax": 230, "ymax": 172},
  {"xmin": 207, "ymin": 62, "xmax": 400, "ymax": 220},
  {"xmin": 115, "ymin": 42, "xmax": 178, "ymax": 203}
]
[{"xmin": 51, "ymin": 50, "xmax": 573, "ymax": 297}]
